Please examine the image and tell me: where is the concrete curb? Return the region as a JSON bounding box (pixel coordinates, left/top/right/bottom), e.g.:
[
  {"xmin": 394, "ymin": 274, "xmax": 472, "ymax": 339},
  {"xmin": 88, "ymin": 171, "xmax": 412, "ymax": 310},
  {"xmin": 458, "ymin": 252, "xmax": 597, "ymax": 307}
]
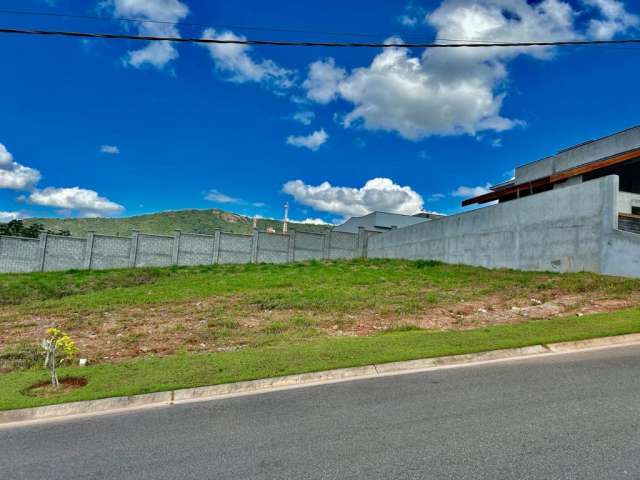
[{"xmin": 2, "ymin": 333, "xmax": 640, "ymax": 427}]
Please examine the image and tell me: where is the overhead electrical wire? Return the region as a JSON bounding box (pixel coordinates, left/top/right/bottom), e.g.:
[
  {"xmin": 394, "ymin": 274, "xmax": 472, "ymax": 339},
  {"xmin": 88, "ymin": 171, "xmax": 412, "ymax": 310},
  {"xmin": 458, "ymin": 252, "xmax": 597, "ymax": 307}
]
[{"xmin": 1, "ymin": 26, "xmax": 640, "ymax": 49}]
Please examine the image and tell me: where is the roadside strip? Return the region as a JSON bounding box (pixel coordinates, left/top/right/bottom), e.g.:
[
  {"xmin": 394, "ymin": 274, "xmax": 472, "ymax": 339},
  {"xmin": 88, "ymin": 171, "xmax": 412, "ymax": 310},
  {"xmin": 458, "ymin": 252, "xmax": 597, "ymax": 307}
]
[{"xmin": 2, "ymin": 332, "xmax": 639, "ymax": 428}]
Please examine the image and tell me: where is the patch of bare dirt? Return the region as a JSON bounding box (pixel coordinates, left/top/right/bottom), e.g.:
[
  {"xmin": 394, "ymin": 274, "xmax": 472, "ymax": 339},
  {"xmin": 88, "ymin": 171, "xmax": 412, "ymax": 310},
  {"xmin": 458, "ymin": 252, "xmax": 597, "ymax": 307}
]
[{"xmin": 1, "ymin": 292, "xmax": 638, "ymax": 367}]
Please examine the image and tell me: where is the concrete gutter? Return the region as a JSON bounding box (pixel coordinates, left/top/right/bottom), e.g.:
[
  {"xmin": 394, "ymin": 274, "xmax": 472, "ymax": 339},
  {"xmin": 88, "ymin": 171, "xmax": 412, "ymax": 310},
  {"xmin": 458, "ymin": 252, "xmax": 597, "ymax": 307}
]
[{"xmin": 2, "ymin": 333, "xmax": 640, "ymax": 427}]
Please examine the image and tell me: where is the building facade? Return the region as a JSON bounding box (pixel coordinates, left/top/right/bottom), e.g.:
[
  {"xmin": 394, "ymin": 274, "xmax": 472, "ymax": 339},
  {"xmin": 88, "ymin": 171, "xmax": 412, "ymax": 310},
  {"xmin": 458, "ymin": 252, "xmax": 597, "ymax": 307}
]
[{"xmin": 368, "ymin": 126, "xmax": 640, "ymax": 278}]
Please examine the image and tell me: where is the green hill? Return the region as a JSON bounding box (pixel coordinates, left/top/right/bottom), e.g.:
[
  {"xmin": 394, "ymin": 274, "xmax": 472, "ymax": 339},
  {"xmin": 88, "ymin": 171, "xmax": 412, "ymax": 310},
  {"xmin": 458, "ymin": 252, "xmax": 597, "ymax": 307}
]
[{"xmin": 23, "ymin": 209, "xmax": 330, "ymax": 237}]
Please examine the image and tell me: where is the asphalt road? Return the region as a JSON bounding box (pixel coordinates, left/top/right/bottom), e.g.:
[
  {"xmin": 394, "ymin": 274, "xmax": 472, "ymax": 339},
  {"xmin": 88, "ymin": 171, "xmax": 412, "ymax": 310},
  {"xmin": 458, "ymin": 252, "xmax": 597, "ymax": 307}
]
[{"xmin": 2, "ymin": 345, "xmax": 640, "ymax": 479}]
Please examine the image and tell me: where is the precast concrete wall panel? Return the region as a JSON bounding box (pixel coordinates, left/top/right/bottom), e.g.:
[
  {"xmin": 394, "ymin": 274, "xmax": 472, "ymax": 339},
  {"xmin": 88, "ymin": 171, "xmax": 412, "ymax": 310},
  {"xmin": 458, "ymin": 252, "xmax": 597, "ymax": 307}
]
[
  {"xmin": 218, "ymin": 233, "xmax": 252, "ymax": 264},
  {"xmin": 43, "ymin": 236, "xmax": 86, "ymax": 271},
  {"xmin": 293, "ymin": 232, "xmax": 324, "ymax": 261},
  {"xmin": 178, "ymin": 234, "xmax": 215, "ymax": 266},
  {"xmin": 256, "ymin": 232, "xmax": 289, "ymax": 264},
  {"xmin": 329, "ymin": 232, "xmax": 358, "ymax": 259},
  {"xmin": 135, "ymin": 234, "xmax": 173, "ymax": 267},
  {"xmin": 0, "ymin": 236, "xmax": 39, "ymax": 273},
  {"xmin": 91, "ymin": 235, "xmax": 132, "ymax": 270}
]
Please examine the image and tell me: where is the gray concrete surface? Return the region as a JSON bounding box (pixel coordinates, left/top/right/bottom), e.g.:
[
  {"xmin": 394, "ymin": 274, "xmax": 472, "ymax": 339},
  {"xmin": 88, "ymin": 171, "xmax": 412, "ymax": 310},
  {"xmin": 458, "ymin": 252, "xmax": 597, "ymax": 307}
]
[
  {"xmin": 2, "ymin": 345, "xmax": 639, "ymax": 479},
  {"xmin": 368, "ymin": 175, "xmax": 619, "ymax": 274},
  {"xmin": 0, "ymin": 228, "xmax": 366, "ymax": 273}
]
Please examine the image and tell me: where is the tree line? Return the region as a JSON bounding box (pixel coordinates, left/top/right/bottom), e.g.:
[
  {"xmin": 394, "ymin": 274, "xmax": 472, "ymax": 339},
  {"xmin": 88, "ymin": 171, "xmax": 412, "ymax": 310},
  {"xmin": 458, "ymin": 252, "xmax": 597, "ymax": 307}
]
[{"xmin": 0, "ymin": 220, "xmax": 71, "ymax": 238}]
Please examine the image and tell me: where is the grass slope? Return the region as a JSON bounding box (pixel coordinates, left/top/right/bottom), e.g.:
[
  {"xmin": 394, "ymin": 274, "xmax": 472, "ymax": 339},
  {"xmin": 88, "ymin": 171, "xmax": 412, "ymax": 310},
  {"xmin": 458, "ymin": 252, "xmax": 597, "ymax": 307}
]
[
  {"xmin": 2, "ymin": 259, "xmax": 640, "ymax": 410},
  {"xmin": 1, "ymin": 308, "xmax": 640, "ymax": 411},
  {"xmin": 23, "ymin": 208, "xmax": 329, "ymax": 237}
]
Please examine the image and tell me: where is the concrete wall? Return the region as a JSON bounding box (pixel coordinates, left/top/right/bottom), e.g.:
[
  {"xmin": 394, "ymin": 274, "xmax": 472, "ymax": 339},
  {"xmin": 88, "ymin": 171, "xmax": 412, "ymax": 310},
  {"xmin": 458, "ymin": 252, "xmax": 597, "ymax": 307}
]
[
  {"xmin": 618, "ymin": 191, "xmax": 640, "ymax": 214},
  {"xmin": 368, "ymin": 175, "xmax": 620, "ymax": 274},
  {"xmin": 0, "ymin": 227, "xmax": 368, "ymax": 274}
]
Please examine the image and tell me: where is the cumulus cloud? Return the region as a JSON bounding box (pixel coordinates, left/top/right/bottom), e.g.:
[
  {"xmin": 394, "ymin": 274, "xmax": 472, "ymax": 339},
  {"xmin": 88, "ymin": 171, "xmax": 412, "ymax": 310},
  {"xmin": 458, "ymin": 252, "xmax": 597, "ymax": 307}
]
[
  {"xmin": 584, "ymin": 0, "xmax": 639, "ymax": 39},
  {"xmin": 397, "ymin": 2, "xmax": 427, "ymax": 27},
  {"xmin": 398, "ymin": 14, "xmax": 419, "ymax": 27},
  {"xmin": 283, "ymin": 178, "xmax": 424, "ymax": 218},
  {"xmin": 24, "ymin": 187, "xmax": 125, "ymax": 216},
  {"xmin": 204, "ymin": 189, "xmax": 240, "ymax": 204},
  {"xmin": 200, "ymin": 28, "xmax": 294, "ymax": 89},
  {"xmin": 303, "ymin": 58, "xmax": 346, "ymax": 104},
  {"xmin": 301, "ymin": 0, "xmax": 604, "ymax": 140},
  {"xmin": 0, "ymin": 143, "xmax": 41, "ymax": 190},
  {"xmin": 0, "ymin": 211, "xmax": 22, "ymax": 222},
  {"xmin": 286, "ymin": 129, "xmax": 329, "ymax": 151},
  {"xmin": 451, "ymin": 183, "xmax": 492, "ymax": 197},
  {"xmin": 100, "ymin": 145, "xmax": 120, "ymax": 155},
  {"xmin": 294, "ymin": 217, "xmax": 331, "ymax": 225},
  {"xmin": 103, "ymin": 0, "xmax": 189, "ymax": 69},
  {"xmin": 292, "ymin": 111, "xmax": 316, "ymax": 125}
]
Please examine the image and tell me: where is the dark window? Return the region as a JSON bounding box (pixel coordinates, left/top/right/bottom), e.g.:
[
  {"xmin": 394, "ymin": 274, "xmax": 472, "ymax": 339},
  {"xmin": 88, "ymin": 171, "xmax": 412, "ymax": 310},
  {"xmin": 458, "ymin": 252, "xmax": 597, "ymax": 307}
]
[{"xmin": 632, "ymin": 206, "xmax": 640, "ymax": 216}]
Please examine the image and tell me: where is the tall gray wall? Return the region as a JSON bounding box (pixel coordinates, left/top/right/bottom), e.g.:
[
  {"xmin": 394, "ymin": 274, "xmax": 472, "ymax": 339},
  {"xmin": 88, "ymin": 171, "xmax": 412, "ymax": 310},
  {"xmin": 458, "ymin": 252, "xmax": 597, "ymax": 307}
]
[
  {"xmin": 368, "ymin": 175, "xmax": 620, "ymax": 274},
  {"xmin": 0, "ymin": 227, "xmax": 369, "ymax": 274}
]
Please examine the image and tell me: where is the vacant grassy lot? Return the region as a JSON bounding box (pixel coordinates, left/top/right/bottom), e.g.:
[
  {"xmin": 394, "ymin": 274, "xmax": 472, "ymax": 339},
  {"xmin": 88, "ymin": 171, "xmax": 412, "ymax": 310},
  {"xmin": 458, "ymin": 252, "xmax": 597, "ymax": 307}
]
[
  {"xmin": 2, "ymin": 308, "xmax": 640, "ymax": 410},
  {"xmin": 1, "ymin": 259, "xmax": 640, "ymax": 366}
]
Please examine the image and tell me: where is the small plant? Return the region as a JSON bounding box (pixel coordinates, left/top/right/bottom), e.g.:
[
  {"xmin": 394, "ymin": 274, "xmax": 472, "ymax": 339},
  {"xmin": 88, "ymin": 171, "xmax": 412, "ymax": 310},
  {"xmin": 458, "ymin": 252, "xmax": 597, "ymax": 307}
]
[{"xmin": 42, "ymin": 328, "xmax": 78, "ymax": 389}]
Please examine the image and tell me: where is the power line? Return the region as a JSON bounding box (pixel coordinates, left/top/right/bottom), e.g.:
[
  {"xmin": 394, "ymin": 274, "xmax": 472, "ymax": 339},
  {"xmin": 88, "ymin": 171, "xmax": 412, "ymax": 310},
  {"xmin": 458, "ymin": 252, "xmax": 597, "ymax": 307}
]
[
  {"xmin": 1, "ymin": 26, "xmax": 640, "ymax": 48},
  {"xmin": 0, "ymin": 8, "xmax": 431, "ymax": 42}
]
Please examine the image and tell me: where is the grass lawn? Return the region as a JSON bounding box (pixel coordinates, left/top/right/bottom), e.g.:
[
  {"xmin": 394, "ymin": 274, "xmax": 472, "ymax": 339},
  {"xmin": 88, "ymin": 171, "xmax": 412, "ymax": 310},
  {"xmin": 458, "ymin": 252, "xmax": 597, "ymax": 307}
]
[
  {"xmin": 2, "ymin": 259, "xmax": 640, "ymax": 365},
  {"xmin": 2, "ymin": 259, "xmax": 640, "ymax": 411},
  {"xmin": 1, "ymin": 307, "xmax": 639, "ymax": 411}
]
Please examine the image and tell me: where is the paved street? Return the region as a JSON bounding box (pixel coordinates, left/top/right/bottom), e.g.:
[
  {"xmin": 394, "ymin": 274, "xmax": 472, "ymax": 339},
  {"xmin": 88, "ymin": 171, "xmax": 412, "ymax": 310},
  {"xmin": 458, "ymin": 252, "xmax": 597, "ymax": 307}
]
[{"xmin": 2, "ymin": 345, "xmax": 640, "ymax": 479}]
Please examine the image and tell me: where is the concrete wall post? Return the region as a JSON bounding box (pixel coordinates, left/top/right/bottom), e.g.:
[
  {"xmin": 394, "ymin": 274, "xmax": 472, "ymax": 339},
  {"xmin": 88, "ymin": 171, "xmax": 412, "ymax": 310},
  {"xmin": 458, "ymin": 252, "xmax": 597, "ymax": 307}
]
[
  {"xmin": 129, "ymin": 230, "xmax": 140, "ymax": 268},
  {"xmin": 288, "ymin": 230, "xmax": 296, "ymax": 263},
  {"xmin": 322, "ymin": 232, "xmax": 331, "ymax": 260},
  {"xmin": 171, "ymin": 229, "xmax": 182, "ymax": 266},
  {"xmin": 37, "ymin": 232, "xmax": 48, "ymax": 272},
  {"xmin": 84, "ymin": 231, "xmax": 95, "ymax": 270},
  {"xmin": 251, "ymin": 231, "xmax": 259, "ymax": 263},
  {"xmin": 357, "ymin": 227, "xmax": 367, "ymax": 258},
  {"xmin": 212, "ymin": 229, "xmax": 221, "ymax": 264}
]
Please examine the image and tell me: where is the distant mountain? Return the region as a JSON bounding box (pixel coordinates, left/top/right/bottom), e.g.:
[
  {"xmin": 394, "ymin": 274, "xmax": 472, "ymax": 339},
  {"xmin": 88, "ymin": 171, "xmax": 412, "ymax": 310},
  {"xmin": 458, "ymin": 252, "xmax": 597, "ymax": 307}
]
[{"xmin": 22, "ymin": 209, "xmax": 330, "ymax": 237}]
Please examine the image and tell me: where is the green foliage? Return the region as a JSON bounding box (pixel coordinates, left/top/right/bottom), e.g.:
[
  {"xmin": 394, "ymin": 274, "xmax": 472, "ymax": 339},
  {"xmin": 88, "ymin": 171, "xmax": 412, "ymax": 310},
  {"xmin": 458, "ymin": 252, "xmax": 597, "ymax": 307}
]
[
  {"xmin": 41, "ymin": 328, "xmax": 78, "ymax": 388},
  {"xmin": 2, "ymin": 259, "xmax": 639, "ymax": 319},
  {"xmin": 46, "ymin": 328, "xmax": 78, "ymax": 362},
  {"xmin": 0, "ymin": 342, "xmax": 41, "ymax": 371},
  {"xmin": 0, "ymin": 220, "xmax": 71, "ymax": 238}
]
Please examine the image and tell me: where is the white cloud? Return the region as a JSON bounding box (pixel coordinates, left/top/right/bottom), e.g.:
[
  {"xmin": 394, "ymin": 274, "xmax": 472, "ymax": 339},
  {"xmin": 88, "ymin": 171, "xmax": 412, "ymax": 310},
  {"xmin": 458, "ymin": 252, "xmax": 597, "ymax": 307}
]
[
  {"xmin": 205, "ymin": 189, "xmax": 240, "ymax": 204},
  {"xmin": 0, "ymin": 143, "xmax": 41, "ymax": 190},
  {"xmin": 294, "ymin": 217, "xmax": 331, "ymax": 225},
  {"xmin": 302, "ymin": 0, "xmax": 590, "ymax": 140},
  {"xmin": 200, "ymin": 28, "xmax": 294, "ymax": 89},
  {"xmin": 398, "ymin": 14, "xmax": 419, "ymax": 27},
  {"xmin": 103, "ymin": 0, "xmax": 189, "ymax": 70},
  {"xmin": 302, "ymin": 58, "xmax": 346, "ymax": 104},
  {"xmin": 292, "ymin": 111, "xmax": 316, "ymax": 125},
  {"xmin": 451, "ymin": 183, "xmax": 492, "ymax": 198},
  {"xmin": 100, "ymin": 145, "xmax": 120, "ymax": 155},
  {"xmin": 583, "ymin": 0, "xmax": 639, "ymax": 39},
  {"xmin": 0, "ymin": 211, "xmax": 22, "ymax": 222},
  {"xmin": 24, "ymin": 187, "xmax": 124, "ymax": 216},
  {"xmin": 286, "ymin": 129, "xmax": 329, "ymax": 151},
  {"xmin": 283, "ymin": 177, "xmax": 424, "ymax": 218}
]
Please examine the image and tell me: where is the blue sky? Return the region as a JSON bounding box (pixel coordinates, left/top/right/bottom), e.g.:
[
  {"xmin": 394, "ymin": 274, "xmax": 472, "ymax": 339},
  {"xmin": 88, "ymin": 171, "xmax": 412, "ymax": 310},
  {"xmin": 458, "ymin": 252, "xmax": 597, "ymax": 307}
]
[{"xmin": 1, "ymin": 0, "xmax": 639, "ymax": 224}]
